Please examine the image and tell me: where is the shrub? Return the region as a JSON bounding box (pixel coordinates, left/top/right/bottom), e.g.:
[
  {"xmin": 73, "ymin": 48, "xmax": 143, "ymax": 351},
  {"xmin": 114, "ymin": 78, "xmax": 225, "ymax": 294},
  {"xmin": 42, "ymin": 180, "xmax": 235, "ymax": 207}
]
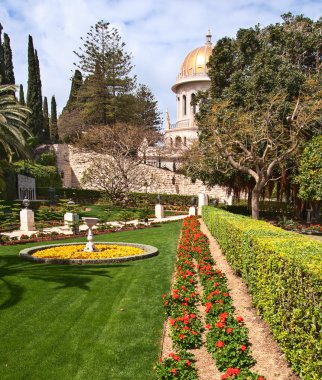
[
  {"xmin": 202, "ymin": 206, "xmax": 322, "ymax": 380},
  {"xmin": 14, "ymin": 161, "xmax": 61, "ymax": 188}
]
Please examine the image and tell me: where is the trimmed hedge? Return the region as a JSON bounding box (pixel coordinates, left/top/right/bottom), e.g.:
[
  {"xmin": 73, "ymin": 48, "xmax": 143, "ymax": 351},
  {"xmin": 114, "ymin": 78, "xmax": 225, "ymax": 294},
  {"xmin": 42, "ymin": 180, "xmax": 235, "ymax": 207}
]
[
  {"xmin": 128, "ymin": 192, "xmax": 194, "ymax": 206},
  {"xmin": 202, "ymin": 206, "xmax": 322, "ymax": 380},
  {"xmin": 36, "ymin": 188, "xmax": 195, "ymax": 206}
]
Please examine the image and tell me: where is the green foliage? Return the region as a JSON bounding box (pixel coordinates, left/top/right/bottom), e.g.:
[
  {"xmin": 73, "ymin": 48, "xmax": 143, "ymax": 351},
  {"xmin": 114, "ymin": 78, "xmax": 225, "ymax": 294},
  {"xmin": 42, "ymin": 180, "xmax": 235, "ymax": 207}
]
[
  {"xmin": 74, "ymin": 20, "xmax": 136, "ymax": 126},
  {"xmin": 0, "ymin": 160, "xmax": 16, "ymax": 199},
  {"xmin": 296, "ymin": 135, "xmax": 322, "ymax": 201},
  {"xmin": 18, "ymin": 84, "xmax": 25, "ymax": 105},
  {"xmin": 14, "ymin": 161, "xmax": 61, "ymax": 188},
  {"xmin": 42, "ymin": 96, "xmax": 50, "ymax": 142},
  {"xmin": 50, "ymin": 95, "xmax": 58, "ymax": 142},
  {"xmin": 2, "ymin": 33, "xmax": 15, "ymax": 84},
  {"xmin": 0, "ymin": 84, "xmax": 32, "ymax": 161},
  {"xmin": 155, "ymin": 351, "xmax": 198, "ymax": 379},
  {"xmin": 193, "ymin": 14, "xmax": 321, "ymax": 219},
  {"xmin": 63, "ymin": 69, "xmax": 83, "ymax": 112},
  {"xmin": 26, "ymin": 35, "xmax": 44, "ymax": 141},
  {"xmin": 0, "ymin": 24, "xmax": 4, "ymax": 84},
  {"xmin": 202, "ymin": 206, "xmax": 322, "ymax": 380},
  {"xmin": 0, "ymin": 200, "xmax": 20, "ymax": 230},
  {"xmin": 35, "ymin": 151, "xmax": 56, "ymax": 166}
]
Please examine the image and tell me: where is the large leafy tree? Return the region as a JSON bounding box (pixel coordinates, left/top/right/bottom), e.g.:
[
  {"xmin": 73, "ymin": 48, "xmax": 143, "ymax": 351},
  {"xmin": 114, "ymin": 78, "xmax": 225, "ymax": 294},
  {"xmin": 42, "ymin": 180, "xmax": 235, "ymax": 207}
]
[
  {"xmin": 193, "ymin": 13, "xmax": 321, "ymax": 219},
  {"xmin": 80, "ymin": 123, "xmax": 158, "ymax": 203},
  {"xmin": 0, "ymin": 84, "xmax": 32, "ymax": 161},
  {"xmin": 296, "ymin": 135, "xmax": 322, "ymax": 202},
  {"xmin": 74, "ymin": 20, "xmax": 136, "ymax": 125}
]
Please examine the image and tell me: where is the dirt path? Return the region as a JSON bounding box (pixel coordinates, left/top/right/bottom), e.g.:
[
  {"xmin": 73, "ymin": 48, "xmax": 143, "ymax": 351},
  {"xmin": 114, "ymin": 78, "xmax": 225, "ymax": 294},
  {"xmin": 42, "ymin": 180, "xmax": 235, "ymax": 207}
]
[{"xmin": 199, "ymin": 219, "xmax": 300, "ymax": 380}]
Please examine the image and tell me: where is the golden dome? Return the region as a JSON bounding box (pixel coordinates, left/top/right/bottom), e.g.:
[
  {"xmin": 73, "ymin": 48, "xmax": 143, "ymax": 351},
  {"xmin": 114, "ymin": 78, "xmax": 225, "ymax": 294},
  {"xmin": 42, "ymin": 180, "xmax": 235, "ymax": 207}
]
[{"xmin": 180, "ymin": 31, "xmax": 213, "ymax": 77}]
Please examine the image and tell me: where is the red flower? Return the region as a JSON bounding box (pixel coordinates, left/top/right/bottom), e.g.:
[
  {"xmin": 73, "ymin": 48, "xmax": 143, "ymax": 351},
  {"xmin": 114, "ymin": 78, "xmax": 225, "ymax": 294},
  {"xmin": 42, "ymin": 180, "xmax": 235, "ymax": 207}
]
[
  {"xmin": 164, "ymin": 301, "xmax": 169, "ymax": 306},
  {"xmin": 169, "ymin": 318, "xmax": 176, "ymax": 325},
  {"xmin": 219, "ymin": 312, "xmax": 228, "ymax": 321},
  {"xmin": 216, "ymin": 321, "xmax": 225, "ymax": 329},
  {"xmin": 205, "ymin": 302, "xmax": 212, "ymax": 313},
  {"xmin": 186, "ymin": 360, "xmax": 191, "ymax": 366},
  {"xmin": 190, "ymin": 313, "xmax": 196, "ymax": 318},
  {"xmin": 159, "ymin": 357, "xmax": 163, "ymax": 363},
  {"xmin": 236, "ymin": 316, "xmax": 244, "ymax": 323},
  {"xmin": 240, "ymin": 345, "xmax": 247, "ymax": 351},
  {"xmin": 162, "ymin": 294, "xmax": 166, "ymax": 299},
  {"xmin": 226, "ymin": 327, "xmax": 233, "ymax": 334},
  {"xmin": 205, "ymin": 323, "xmax": 211, "ymax": 329},
  {"xmin": 179, "ymin": 334, "xmax": 185, "ymax": 339},
  {"xmin": 171, "ymin": 368, "xmax": 177, "ymax": 374},
  {"xmin": 172, "ymin": 354, "xmax": 181, "ymax": 361},
  {"xmin": 258, "ymin": 377, "xmax": 265, "ymax": 380},
  {"xmin": 216, "ymin": 340, "xmax": 225, "ymax": 348}
]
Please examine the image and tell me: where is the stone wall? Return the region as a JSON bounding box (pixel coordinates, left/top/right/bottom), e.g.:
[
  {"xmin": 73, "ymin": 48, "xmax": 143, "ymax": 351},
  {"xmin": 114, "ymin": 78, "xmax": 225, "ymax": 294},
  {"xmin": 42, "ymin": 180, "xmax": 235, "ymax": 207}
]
[{"xmin": 53, "ymin": 144, "xmax": 228, "ymax": 201}]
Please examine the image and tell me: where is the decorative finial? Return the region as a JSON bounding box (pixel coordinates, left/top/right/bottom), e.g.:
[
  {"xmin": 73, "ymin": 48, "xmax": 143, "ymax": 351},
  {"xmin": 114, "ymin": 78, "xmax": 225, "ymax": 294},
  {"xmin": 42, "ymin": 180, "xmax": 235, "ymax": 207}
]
[{"xmin": 206, "ymin": 28, "xmax": 212, "ymax": 45}]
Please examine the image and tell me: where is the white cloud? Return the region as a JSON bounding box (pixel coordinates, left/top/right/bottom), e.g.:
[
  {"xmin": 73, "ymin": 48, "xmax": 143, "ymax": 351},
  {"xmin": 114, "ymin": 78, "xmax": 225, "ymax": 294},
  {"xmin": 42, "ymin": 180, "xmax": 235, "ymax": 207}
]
[{"xmin": 1, "ymin": 0, "xmax": 321, "ymax": 128}]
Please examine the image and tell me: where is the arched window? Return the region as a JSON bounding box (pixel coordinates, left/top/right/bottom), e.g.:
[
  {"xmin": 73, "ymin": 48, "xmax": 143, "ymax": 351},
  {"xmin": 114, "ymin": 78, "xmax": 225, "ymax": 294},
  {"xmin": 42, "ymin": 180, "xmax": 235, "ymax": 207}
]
[
  {"xmin": 183, "ymin": 137, "xmax": 187, "ymax": 146},
  {"xmin": 169, "ymin": 137, "xmax": 173, "ymax": 147},
  {"xmin": 175, "ymin": 136, "xmax": 182, "ymax": 147},
  {"xmin": 191, "ymin": 93, "xmax": 196, "ymax": 114},
  {"xmin": 183, "ymin": 95, "xmax": 187, "ymax": 116}
]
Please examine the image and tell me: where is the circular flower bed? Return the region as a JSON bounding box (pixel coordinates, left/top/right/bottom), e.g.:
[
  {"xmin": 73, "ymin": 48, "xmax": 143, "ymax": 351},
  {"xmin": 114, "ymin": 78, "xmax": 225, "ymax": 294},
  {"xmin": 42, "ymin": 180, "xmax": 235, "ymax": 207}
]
[
  {"xmin": 33, "ymin": 244, "xmax": 144, "ymax": 259},
  {"xmin": 20, "ymin": 242, "xmax": 158, "ymax": 264}
]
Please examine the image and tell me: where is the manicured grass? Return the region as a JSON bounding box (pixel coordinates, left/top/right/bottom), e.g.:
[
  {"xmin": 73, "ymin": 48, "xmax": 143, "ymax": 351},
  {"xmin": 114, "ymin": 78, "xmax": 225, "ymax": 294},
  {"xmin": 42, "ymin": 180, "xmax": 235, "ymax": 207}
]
[{"xmin": 0, "ymin": 222, "xmax": 181, "ymax": 380}]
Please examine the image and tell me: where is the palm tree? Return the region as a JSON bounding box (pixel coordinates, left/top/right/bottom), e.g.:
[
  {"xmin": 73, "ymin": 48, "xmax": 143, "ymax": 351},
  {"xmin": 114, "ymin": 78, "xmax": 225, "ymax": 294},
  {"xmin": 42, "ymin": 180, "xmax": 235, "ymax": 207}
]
[{"xmin": 0, "ymin": 84, "xmax": 32, "ymax": 162}]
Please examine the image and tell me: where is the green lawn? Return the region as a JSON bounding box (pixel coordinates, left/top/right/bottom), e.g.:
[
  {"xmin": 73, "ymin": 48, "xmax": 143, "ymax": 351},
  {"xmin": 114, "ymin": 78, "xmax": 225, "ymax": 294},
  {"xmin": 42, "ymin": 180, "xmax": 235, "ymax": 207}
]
[{"xmin": 0, "ymin": 222, "xmax": 181, "ymax": 380}]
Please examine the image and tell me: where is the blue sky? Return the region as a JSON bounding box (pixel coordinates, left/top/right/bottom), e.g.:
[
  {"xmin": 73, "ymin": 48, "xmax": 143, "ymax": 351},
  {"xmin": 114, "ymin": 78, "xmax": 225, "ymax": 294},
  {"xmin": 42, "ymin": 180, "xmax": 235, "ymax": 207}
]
[{"xmin": 1, "ymin": 0, "xmax": 321, "ymax": 128}]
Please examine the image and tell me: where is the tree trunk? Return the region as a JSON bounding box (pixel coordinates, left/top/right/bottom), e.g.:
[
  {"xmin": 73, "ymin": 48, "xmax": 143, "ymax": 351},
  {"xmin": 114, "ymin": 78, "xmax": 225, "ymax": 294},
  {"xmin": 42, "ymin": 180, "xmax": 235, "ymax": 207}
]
[{"xmin": 251, "ymin": 188, "xmax": 261, "ymax": 219}]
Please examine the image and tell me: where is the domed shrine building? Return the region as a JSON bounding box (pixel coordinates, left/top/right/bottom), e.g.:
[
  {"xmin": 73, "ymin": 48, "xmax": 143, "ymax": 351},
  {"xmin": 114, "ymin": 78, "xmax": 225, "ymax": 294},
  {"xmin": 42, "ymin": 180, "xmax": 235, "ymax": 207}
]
[
  {"xmin": 165, "ymin": 30, "xmax": 213, "ymax": 148},
  {"xmin": 144, "ymin": 31, "xmax": 213, "ymax": 170}
]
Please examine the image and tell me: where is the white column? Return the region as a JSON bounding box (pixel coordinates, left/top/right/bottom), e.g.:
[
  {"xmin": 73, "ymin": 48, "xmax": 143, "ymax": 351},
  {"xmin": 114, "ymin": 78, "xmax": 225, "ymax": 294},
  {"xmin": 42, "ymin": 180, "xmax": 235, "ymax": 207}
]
[
  {"xmin": 20, "ymin": 209, "xmax": 35, "ymax": 231},
  {"xmin": 198, "ymin": 193, "xmax": 208, "ymax": 215},
  {"xmin": 155, "ymin": 204, "xmax": 164, "ymax": 219},
  {"xmin": 189, "ymin": 206, "xmax": 197, "ymax": 216}
]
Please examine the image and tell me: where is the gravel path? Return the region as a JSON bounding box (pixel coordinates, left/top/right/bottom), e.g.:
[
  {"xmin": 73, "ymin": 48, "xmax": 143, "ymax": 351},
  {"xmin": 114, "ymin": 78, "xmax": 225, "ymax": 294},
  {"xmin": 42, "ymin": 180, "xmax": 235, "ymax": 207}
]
[
  {"xmin": 160, "ymin": 219, "xmax": 301, "ymax": 379},
  {"xmin": 199, "ymin": 219, "xmax": 300, "ymax": 380}
]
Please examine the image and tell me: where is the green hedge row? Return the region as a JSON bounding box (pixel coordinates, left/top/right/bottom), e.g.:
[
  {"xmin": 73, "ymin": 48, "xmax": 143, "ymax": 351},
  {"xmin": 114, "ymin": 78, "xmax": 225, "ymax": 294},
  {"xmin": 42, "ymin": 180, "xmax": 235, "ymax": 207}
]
[
  {"xmin": 36, "ymin": 188, "xmax": 195, "ymax": 206},
  {"xmin": 202, "ymin": 206, "xmax": 321, "ymax": 380},
  {"xmin": 36, "ymin": 188, "xmax": 102, "ymax": 203},
  {"xmin": 127, "ymin": 192, "xmax": 194, "ymax": 206}
]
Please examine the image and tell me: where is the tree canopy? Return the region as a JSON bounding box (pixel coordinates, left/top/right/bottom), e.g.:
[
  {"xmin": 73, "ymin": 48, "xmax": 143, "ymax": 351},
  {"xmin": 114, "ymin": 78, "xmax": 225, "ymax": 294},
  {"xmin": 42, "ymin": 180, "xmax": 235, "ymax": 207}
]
[
  {"xmin": 296, "ymin": 135, "xmax": 322, "ymax": 201},
  {"xmin": 188, "ymin": 13, "xmax": 321, "ymax": 218},
  {"xmin": 0, "ymin": 84, "xmax": 32, "ymax": 161},
  {"xmin": 59, "ymin": 20, "xmax": 161, "ymax": 141}
]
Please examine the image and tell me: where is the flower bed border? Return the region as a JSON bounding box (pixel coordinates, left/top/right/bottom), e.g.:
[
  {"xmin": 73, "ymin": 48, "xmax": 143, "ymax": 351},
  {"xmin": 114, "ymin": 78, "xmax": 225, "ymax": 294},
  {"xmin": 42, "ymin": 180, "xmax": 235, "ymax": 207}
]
[{"xmin": 19, "ymin": 242, "xmax": 158, "ymax": 265}]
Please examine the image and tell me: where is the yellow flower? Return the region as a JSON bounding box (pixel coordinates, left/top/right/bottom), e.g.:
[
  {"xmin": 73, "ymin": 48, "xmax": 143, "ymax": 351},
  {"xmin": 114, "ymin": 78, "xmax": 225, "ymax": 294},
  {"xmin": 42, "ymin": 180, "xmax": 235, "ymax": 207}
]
[{"xmin": 33, "ymin": 244, "xmax": 144, "ymax": 259}]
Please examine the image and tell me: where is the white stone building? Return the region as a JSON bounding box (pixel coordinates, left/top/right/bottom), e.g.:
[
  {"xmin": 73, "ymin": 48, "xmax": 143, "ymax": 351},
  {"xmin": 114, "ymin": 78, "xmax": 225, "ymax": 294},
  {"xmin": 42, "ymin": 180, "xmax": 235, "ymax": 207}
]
[
  {"xmin": 165, "ymin": 30, "xmax": 212, "ymax": 148},
  {"xmin": 144, "ymin": 31, "xmax": 213, "ymax": 170}
]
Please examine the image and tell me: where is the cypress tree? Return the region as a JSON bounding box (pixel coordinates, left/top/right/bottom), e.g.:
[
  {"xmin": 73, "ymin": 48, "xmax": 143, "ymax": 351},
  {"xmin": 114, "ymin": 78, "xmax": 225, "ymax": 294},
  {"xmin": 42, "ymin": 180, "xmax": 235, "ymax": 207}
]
[
  {"xmin": 19, "ymin": 84, "xmax": 25, "ymax": 105},
  {"xmin": 27, "ymin": 35, "xmax": 36, "ymax": 106},
  {"xmin": 43, "ymin": 96, "xmax": 50, "ymax": 142},
  {"xmin": 63, "ymin": 69, "xmax": 83, "ymax": 111},
  {"xmin": 26, "ymin": 35, "xmax": 44, "ymax": 140},
  {"xmin": 0, "ymin": 23, "xmax": 5, "ymax": 84},
  {"xmin": 50, "ymin": 95, "xmax": 58, "ymax": 142},
  {"xmin": 3, "ymin": 33, "xmax": 15, "ymax": 84}
]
